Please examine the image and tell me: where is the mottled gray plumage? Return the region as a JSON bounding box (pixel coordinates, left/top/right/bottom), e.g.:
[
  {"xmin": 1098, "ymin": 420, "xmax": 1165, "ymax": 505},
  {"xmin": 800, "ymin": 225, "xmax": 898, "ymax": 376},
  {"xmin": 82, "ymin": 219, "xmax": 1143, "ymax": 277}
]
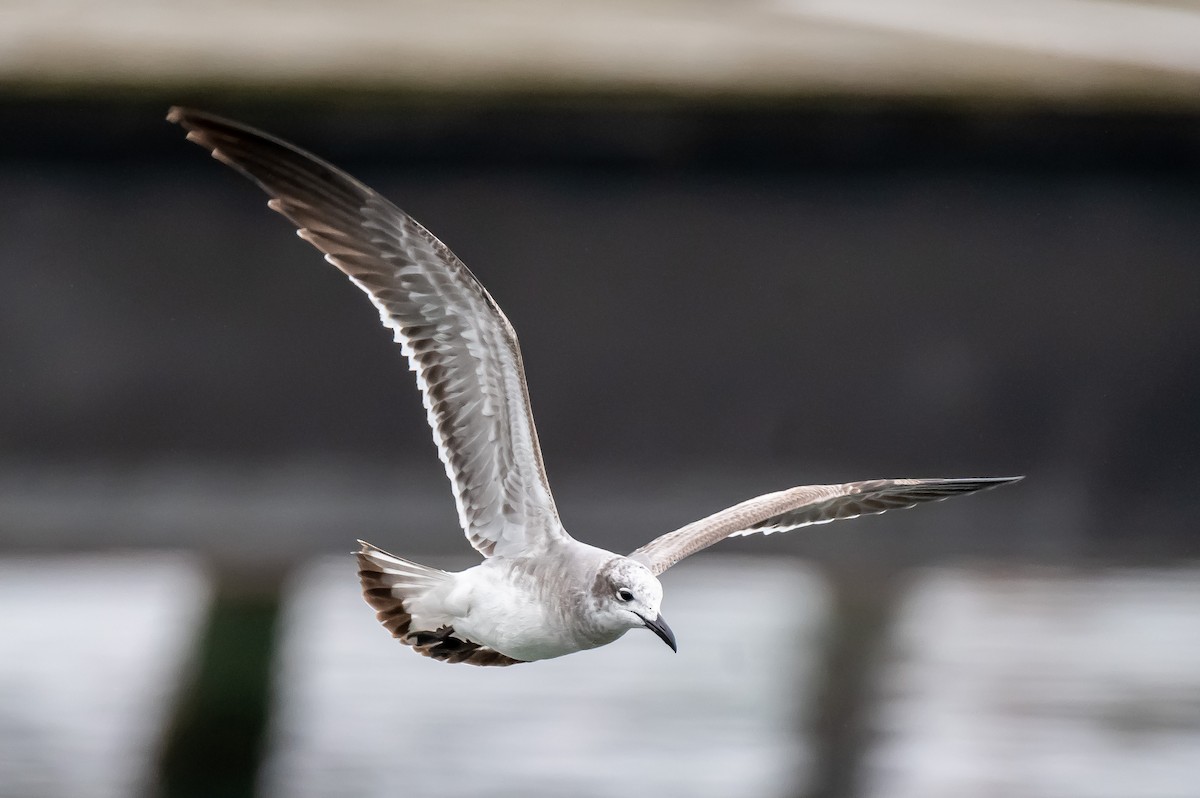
[{"xmin": 170, "ymin": 107, "xmax": 1021, "ymax": 666}]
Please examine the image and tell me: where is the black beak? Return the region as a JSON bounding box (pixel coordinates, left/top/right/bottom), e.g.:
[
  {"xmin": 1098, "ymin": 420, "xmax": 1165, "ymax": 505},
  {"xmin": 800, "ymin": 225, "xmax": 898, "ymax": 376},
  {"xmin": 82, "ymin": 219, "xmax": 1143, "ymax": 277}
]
[{"xmin": 642, "ymin": 613, "xmax": 677, "ymax": 653}]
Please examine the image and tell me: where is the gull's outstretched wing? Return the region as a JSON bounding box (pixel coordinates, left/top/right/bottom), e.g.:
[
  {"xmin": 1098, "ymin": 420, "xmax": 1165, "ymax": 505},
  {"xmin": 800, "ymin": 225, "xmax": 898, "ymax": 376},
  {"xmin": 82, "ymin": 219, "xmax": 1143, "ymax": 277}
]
[
  {"xmin": 169, "ymin": 107, "xmax": 566, "ymax": 558},
  {"xmin": 630, "ymin": 476, "xmax": 1022, "ymax": 574}
]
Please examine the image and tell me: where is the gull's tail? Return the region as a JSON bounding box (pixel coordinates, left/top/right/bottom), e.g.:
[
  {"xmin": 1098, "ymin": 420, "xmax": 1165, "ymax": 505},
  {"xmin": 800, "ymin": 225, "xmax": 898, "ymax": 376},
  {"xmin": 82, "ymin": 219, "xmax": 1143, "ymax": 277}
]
[{"xmin": 355, "ymin": 540, "xmax": 523, "ymax": 666}]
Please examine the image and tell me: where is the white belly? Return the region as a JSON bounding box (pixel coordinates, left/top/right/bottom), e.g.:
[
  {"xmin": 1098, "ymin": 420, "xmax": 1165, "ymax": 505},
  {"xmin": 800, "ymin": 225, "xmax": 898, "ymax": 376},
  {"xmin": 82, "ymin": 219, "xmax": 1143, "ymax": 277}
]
[{"xmin": 426, "ymin": 560, "xmax": 616, "ymax": 662}]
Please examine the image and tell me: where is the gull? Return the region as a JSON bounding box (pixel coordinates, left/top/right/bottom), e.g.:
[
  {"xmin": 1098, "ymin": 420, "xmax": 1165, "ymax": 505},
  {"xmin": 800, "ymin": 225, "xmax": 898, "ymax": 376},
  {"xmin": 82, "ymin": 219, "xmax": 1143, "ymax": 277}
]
[{"xmin": 169, "ymin": 107, "xmax": 1021, "ymax": 667}]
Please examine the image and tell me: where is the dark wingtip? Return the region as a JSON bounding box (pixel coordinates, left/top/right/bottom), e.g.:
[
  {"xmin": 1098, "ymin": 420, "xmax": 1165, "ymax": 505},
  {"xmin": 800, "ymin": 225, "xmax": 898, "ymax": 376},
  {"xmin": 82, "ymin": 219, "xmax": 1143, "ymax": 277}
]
[
  {"xmin": 949, "ymin": 476, "xmax": 1024, "ymax": 487},
  {"xmin": 166, "ymin": 106, "xmax": 211, "ymax": 131},
  {"xmin": 166, "ymin": 106, "xmax": 220, "ymax": 128},
  {"xmin": 956, "ymin": 475, "xmax": 1024, "ymax": 494}
]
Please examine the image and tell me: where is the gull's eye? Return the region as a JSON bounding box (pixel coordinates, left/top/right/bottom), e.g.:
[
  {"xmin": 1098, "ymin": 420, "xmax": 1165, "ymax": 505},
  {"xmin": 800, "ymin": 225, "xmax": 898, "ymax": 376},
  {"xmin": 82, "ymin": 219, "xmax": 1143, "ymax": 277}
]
[{"xmin": 616, "ymin": 588, "xmax": 634, "ymax": 602}]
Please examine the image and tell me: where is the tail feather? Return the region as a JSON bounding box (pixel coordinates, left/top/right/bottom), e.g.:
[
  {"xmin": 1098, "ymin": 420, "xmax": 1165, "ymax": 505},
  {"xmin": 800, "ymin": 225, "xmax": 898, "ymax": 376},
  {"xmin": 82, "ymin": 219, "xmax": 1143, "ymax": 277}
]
[
  {"xmin": 358, "ymin": 539, "xmax": 450, "ymax": 590},
  {"xmin": 356, "ymin": 540, "xmax": 450, "ymax": 639},
  {"xmin": 355, "ymin": 540, "xmax": 524, "ymax": 667}
]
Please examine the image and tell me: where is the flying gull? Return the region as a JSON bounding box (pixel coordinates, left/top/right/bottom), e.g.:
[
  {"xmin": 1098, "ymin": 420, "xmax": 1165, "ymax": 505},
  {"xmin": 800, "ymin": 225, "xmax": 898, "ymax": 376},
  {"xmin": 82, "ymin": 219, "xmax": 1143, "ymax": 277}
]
[{"xmin": 169, "ymin": 108, "xmax": 1021, "ymax": 667}]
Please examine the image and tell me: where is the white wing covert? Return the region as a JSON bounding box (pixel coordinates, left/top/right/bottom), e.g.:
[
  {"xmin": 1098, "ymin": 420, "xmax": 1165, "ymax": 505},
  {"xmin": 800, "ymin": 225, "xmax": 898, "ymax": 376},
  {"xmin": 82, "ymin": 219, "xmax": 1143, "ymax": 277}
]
[{"xmin": 169, "ymin": 108, "xmax": 565, "ymax": 559}]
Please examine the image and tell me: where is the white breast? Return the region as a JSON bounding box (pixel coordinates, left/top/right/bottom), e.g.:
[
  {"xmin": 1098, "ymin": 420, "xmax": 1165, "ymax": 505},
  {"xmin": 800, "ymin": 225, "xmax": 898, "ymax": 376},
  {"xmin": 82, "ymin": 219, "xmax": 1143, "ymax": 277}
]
[{"xmin": 439, "ymin": 560, "xmax": 587, "ymax": 662}]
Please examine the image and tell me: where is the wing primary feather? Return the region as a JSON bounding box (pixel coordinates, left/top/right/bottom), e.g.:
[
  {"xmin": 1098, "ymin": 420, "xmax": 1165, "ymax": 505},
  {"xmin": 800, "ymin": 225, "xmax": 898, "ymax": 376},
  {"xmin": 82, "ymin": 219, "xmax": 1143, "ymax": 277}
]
[
  {"xmin": 169, "ymin": 107, "xmax": 566, "ymax": 559},
  {"xmin": 631, "ymin": 476, "xmax": 1022, "ymax": 574}
]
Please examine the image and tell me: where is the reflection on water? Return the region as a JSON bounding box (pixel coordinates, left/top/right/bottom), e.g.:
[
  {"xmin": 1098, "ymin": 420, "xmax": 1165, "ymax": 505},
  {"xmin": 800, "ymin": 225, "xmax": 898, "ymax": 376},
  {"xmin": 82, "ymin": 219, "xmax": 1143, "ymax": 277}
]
[
  {"xmin": 1, "ymin": 553, "xmax": 1198, "ymax": 798},
  {"xmin": 864, "ymin": 568, "xmax": 1200, "ymax": 798},
  {"xmin": 259, "ymin": 557, "xmax": 828, "ymax": 798},
  {"xmin": 0, "ymin": 555, "xmax": 209, "ymax": 798}
]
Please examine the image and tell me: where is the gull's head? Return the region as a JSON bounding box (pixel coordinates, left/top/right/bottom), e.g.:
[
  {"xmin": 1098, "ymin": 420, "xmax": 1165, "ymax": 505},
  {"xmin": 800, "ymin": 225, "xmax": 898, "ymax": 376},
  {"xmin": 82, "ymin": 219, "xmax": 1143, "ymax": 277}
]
[{"xmin": 592, "ymin": 557, "xmax": 675, "ymax": 652}]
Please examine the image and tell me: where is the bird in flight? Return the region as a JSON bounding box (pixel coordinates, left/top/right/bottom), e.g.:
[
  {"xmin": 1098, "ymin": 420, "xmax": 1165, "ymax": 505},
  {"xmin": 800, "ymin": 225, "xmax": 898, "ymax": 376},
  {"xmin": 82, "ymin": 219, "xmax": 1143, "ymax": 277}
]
[{"xmin": 170, "ymin": 107, "xmax": 1020, "ymax": 667}]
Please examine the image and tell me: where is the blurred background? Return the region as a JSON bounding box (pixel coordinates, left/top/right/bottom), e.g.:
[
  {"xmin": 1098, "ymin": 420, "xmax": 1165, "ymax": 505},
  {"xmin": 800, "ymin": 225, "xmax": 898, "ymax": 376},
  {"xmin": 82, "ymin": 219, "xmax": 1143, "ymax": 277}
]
[{"xmin": 2, "ymin": 2, "xmax": 1199, "ymax": 797}]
